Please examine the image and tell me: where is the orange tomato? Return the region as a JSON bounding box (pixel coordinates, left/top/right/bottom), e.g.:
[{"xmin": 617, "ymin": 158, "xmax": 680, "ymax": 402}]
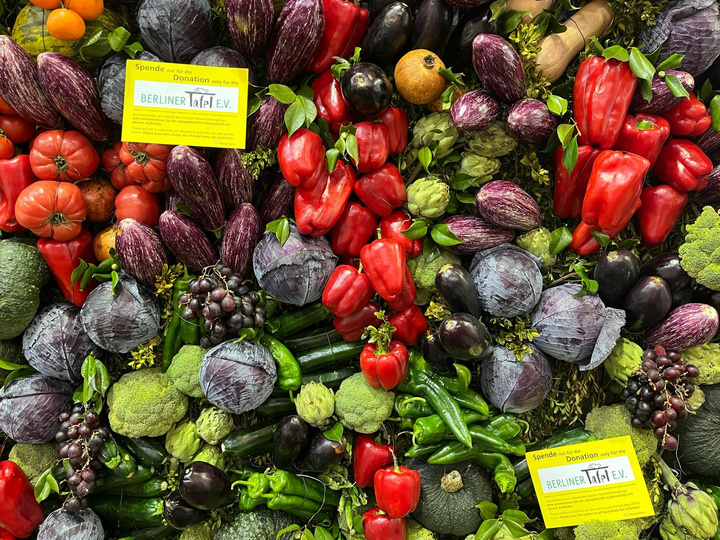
[
  {"xmin": 46, "ymin": 9, "xmax": 86, "ymax": 41},
  {"xmin": 65, "ymin": 0, "xmax": 104, "ymax": 21},
  {"xmin": 0, "ymin": 96, "xmax": 15, "ymax": 115},
  {"xmin": 30, "ymin": 0, "xmax": 62, "ymax": 8},
  {"xmin": 93, "ymin": 225, "xmax": 117, "ymax": 261}
]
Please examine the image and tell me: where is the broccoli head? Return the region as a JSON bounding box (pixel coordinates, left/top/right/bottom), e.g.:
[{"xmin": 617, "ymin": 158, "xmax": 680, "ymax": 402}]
[
  {"xmin": 573, "ymin": 520, "xmax": 640, "ymax": 540},
  {"xmin": 8, "ymin": 443, "xmax": 58, "ymax": 483},
  {"xmin": 408, "ymin": 246, "xmax": 461, "ymax": 305},
  {"xmin": 166, "ymin": 345, "xmax": 206, "ymax": 398},
  {"xmin": 334, "ymin": 373, "xmax": 394, "ymax": 433},
  {"xmin": 679, "ymin": 206, "xmax": 720, "ymax": 292},
  {"xmin": 107, "ymin": 368, "xmax": 188, "ymax": 438},
  {"xmin": 584, "ymin": 404, "xmax": 658, "ymax": 467}
]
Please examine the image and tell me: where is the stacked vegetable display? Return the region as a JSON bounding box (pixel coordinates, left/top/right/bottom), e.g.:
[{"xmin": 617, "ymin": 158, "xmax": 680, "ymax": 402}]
[{"xmin": 1, "ymin": 0, "xmax": 720, "ymax": 539}]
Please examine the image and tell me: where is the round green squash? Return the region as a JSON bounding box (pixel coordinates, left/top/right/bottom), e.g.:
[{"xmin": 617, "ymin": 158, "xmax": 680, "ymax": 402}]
[
  {"xmin": 215, "ymin": 507, "xmax": 296, "ymax": 540},
  {"xmin": 676, "ymin": 384, "xmax": 720, "ymax": 476}
]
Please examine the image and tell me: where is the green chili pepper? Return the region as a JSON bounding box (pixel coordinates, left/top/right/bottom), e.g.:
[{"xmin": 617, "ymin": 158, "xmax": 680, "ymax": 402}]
[
  {"xmin": 479, "ymin": 414, "xmax": 522, "ymax": 441},
  {"xmin": 404, "ymin": 442, "xmax": 445, "ymax": 458},
  {"xmin": 428, "ymin": 441, "xmax": 517, "ymax": 493},
  {"xmin": 453, "ymin": 389, "xmax": 490, "ymax": 417},
  {"xmin": 264, "ymin": 492, "xmax": 329, "ymax": 522},
  {"xmin": 413, "ymin": 410, "xmax": 489, "ymax": 445},
  {"xmin": 265, "ymin": 303, "xmax": 332, "ymax": 340},
  {"xmin": 235, "ymin": 472, "xmax": 271, "ymax": 499},
  {"xmin": 266, "ymin": 470, "xmax": 340, "ymax": 506},
  {"xmin": 467, "ymin": 425, "xmax": 525, "ymax": 456},
  {"xmin": 177, "ymin": 271, "xmax": 200, "ymax": 345},
  {"xmin": 394, "ymin": 395, "xmax": 434, "ymax": 418},
  {"xmin": 237, "ymin": 486, "xmax": 265, "ymax": 511},
  {"xmin": 162, "ymin": 273, "xmax": 191, "ymax": 371},
  {"xmin": 434, "ymin": 364, "xmax": 472, "ymax": 394},
  {"xmin": 258, "ymin": 334, "xmax": 302, "ymax": 391}
]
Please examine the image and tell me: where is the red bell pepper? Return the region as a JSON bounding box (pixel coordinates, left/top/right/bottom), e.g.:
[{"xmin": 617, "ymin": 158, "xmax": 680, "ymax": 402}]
[
  {"xmin": 379, "ymin": 210, "xmax": 422, "ymax": 258},
  {"xmin": 662, "ymin": 93, "xmax": 711, "ymax": 137},
  {"xmin": 37, "ymin": 227, "xmax": 97, "ymax": 307},
  {"xmin": 322, "ymin": 265, "xmax": 375, "ymax": 318},
  {"xmin": 0, "ymin": 156, "xmax": 37, "ymax": 232},
  {"xmin": 613, "ymin": 113, "xmax": 670, "ymax": 167},
  {"xmin": 374, "ymin": 465, "xmax": 421, "ymax": 518},
  {"xmin": 354, "ymin": 163, "xmax": 407, "ymax": 217},
  {"xmin": 389, "ymin": 305, "xmax": 427, "ymax": 346},
  {"xmin": 0, "ymin": 461, "xmax": 44, "ymax": 538},
  {"xmin": 375, "ymin": 107, "xmax": 409, "ymax": 155},
  {"xmin": 637, "ymin": 185, "xmax": 688, "ymax": 248},
  {"xmin": 0, "ymin": 529, "xmax": 14, "ymax": 540},
  {"xmin": 360, "ymin": 238, "xmax": 406, "ymax": 301},
  {"xmin": 361, "ymin": 340, "xmax": 409, "ymax": 390},
  {"xmin": 581, "ymin": 150, "xmax": 649, "ymax": 232},
  {"xmin": 352, "ymin": 434, "xmax": 394, "ymax": 488},
  {"xmin": 363, "ymin": 509, "xmax": 405, "ymax": 540},
  {"xmin": 574, "ymin": 56, "xmax": 637, "ymax": 149},
  {"xmin": 654, "ymin": 139, "xmax": 713, "ymax": 192},
  {"xmin": 570, "ymin": 198, "xmax": 642, "ymax": 255},
  {"xmin": 553, "ymin": 145, "xmax": 600, "ymax": 219},
  {"xmin": 295, "ymin": 161, "xmax": 355, "ymax": 237},
  {"xmin": 312, "ymin": 71, "xmax": 357, "ymax": 133},
  {"xmin": 331, "ymin": 202, "xmax": 378, "ymax": 258},
  {"xmin": 305, "ymin": 0, "xmax": 369, "ymax": 74},
  {"xmin": 386, "ymin": 265, "xmax": 416, "ymax": 312},
  {"xmin": 278, "ymin": 129, "xmax": 327, "ymax": 188},
  {"xmin": 353, "ymin": 121, "xmax": 389, "ymax": 173},
  {"xmin": 333, "ymin": 301, "xmax": 382, "ymax": 341}
]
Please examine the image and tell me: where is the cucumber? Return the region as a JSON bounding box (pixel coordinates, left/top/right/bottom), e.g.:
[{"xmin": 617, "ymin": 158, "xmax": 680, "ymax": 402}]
[
  {"xmin": 271, "ymin": 366, "xmax": 358, "ymax": 397},
  {"xmin": 222, "ymin": 422, "xmax": 277, "ymax": 458},
  {"xmin": 284, "ymin": 327, "xmax": 343, "ymax": 352},
  {"xmin": 265, "ymin": 303, "xmax": 332, "ymax": 339},
  {"xmin": 102, "ymin": 477, "xmax": 169, "ymax": 498},
  {"xmin": 90, "ymin": 496, "xmax": 164, "ymax": 528},
  {"xmin": 121, "ymin": 437, "xmax": 168, "ymax": 468},
  {"xmin": 117, "ymin": 524, "xmax": 175, "ymax": 540},
  {"xmin": 98, "ymin": 439, "xmax": 138, "ymax": 479},
  {"xmin": 93, "ymin": 465, "xmax": 154, "ymax": 493},
  {"xmin": 256, "ymin": 397, "xmax": 296, "ymax": 418},
  {"xmin": 514, "ymin": 429, "xmax": 598, "ymax": 482},
  {"xmin": 294, "ymin": 341, "xmax": 365, "ymax": 373}
]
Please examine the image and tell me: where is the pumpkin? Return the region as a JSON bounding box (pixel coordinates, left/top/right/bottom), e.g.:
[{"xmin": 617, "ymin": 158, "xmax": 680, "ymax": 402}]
[
  {"xmin": 676, "ymin": 384, "xmax": 720, "ymax": 476},
  {"xmin": 215, "ymin": 507, "xmax": 296, "ymax": 540},
  {"xmin": 12, "ymin": 4, "xmax": 123, "ymax": 70},
  {"xmin": 405, "ymin": 457, "xmax": 492, "ymax": 536},
  {"xmin": 394, "ymin": 49, "xmax": 447, "ymax": 105}
]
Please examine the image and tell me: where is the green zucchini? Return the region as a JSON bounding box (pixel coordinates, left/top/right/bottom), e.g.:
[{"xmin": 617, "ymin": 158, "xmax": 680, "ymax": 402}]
[
  {"xmin": 266, "ymin": 303, "xmax": 332, "ymax": 339},
  {"xmin": 90, "ymin": 496, "xmax": 164, "ymax": 528},
  {"xmin": 256, "ymin": 397, "xmax": 296, "ymax": 418},
  {"xmin": 294, "ymin": 341, "xmax": 365, "ymax": 373},
  {"xmin": 93, "ymin": 465, "xmax": 154, "ymax": 493},
  {"xmin": 271, "ymin": 366, "xmax": 358, "ymax": 397},
  {"xmin": 121, "ymin": 437, "xmax": 168, "ymax": 468},
  {"xmin": 98, "ymin": 439, "xmax": 138, "ymax": 479},
  {"xmin": 514, "ymin": 429, "xmax": 598, "ymax": 482},
  {"xmin": 117, "ymin": 524, "xmax": 176, "ymax": 540},
  {"xmin": 222, "ymin": 422, "xmax": 277, "ymax": 458},
  {"xmin": 284, "ymin": 327, "xmax": 343, "ymax": 352},
  {"xmin": 102, "ymin": 476, "xmax": 169, "ymax": 498}
]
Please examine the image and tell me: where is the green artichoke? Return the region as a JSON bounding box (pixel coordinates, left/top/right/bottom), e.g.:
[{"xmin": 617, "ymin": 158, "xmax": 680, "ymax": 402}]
[
  {"xmin": 459, "ymin": 152, "xmax": 500, "ymax": 185},
  {"xmin": 196, "ymin": 407, "xmax": 234, "ymax": 446},
  {"xmin": 410, "ymin": 112, "xmax": 459, "ymax": 159},
  {"xmin": 165, "ymin": 420, "xmax": 202, "ymax": 462},
  {"xmin": 295, "ymin": 382, "xmax": 335, "ymax": 429},
  {"xmin": 515, "ymin": 227, "xmax": 555, "ymax": 268},
  {"xmin": 191, "ymin": 444, "xmax": 225, "ymax": 469},
  {"xmin": 604, "ymin": 338, "xmax": 643, "ymax": 386},
  {"xmin": 466, "ymin": 121, "xmax": 517, "ymax": 158},
  {"xmin": 407, "ymin": 176, "xmax": 450, "ymax": 219},
  {"xmin": 408, "ymin": 245, "xmax": 461, "ymax": 305}
]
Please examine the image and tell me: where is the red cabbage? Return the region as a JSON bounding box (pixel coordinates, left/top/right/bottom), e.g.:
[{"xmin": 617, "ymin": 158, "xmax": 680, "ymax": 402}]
[{"xmin": 38, "ymin": 509, "xmax": 104, "ymax": 540}]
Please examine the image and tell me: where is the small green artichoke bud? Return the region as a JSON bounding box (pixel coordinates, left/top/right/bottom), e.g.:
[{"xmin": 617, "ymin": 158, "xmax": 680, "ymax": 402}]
[
  {"xmin": 196, "ymin": 407, "xmax": 234, "ymax": 446},
  {"xmin": 411, "ymin": 112, "xmax": 459, "ymax": 159},
  {"xmin": 191, "ymin": 444, "xmax": 225, "ymax": 470},
  {"xmin": 295, "ymin": 382, "xmax": 335, "ymax": 429},
  {"xmin": 515, "ymin": 227, "xmax": 555, "ymax": 268},
  {"xmin": 664, "ymin": 483, "xmax": 719, "ymax": 539},
  {"xmin": 604, "ymin": 338, "xmax": 643, "ymax": 386},
  {"xmin": 407, "ymin": 176, "xmax": 450, "ymax": 219},
  {"xmin": 165, "ymin": 420, "xmax": 202, "ymax": 462},
  {"xmin": 459, "ymin": 152, "xmax": 500, "ymax": 185},
  {"xmin": 466, "ymin": 121, "xmax": 517, "ymax": 158}
]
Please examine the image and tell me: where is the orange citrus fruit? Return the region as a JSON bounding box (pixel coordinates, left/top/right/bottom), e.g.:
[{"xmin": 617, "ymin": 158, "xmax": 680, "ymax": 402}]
[
  {"xmin": 65, "ymin": 0, "xmax": 104, "ymax": 21},
  {"xmin": 30, "ymin": 0, "xmax": 62, "ymax": 9},
  {"xmin": 46, "ymin": 8, "xmax": 86, "ymax": 41}
]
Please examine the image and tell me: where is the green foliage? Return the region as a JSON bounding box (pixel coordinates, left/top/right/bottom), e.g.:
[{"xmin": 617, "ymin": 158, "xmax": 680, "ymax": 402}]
[
  {"xmin": 486, "ymin": 314, "xmax": 540, "ymax": 360},
  {"xmin": 679, "ymin": 206, "xmax": 720, "ymax": 292},
  {"xmin": 606, "ymin": 0, "xmax": 669, "ymax": 46}
]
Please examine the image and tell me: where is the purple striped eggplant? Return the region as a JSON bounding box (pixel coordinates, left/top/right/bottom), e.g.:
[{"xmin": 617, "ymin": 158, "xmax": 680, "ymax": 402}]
[
  {"xmin": 443, "ymin": 215, "xmax": 514, "ymax": 254},
  {"xmin": 191, "ymin": 46, "xmax": 257, "ymax": 84},
  {"xmin": 260, "ymin": 172, "xmax": 295, "ymax": 225},
  {"xmin": 158, "ymin": 211, "xmax": 218, "ymax": 273},
  {"xmin": 215, "ymin": 149, "xmax": 256, "ymax": 213},
  {"xmin": 266, "ymin": 0, "xmax": 325, "ymax": 83},
  {"xmin": 695, "ymin": 128, "xmax": 720, "ymax": 160},
  {"xmin": 697, "ymin": 165, "xmax": 720, "ymax": 207},
  {"xmin": 630, "ymin": 70, "xmax": 694, "ymax": 114},
  {"xmin": 476, "ymin": 181, "xmax": 542, "ymax": 231},
  {"xmin": 226, "ymin": 0, "xmax": 275, "ymax": 58},
  {"xmin": 450, "ymin": 90, "xmax": 500, "ymax": 134},
  {"xmin": 116, "ymin": 218, "xmax": 169, "ymax": 289},
  {"xmin": 248, "ymin": 97, "xmax": 288, "ymax": 150},
  {"xmin": 221, "ymin": 203, "xmax": 262, "ymax": 278},
  {"xmin": 472, "ymin": 34, "xmax": 525, "ymax": 103},
  {"xmin": 36, "ymin": 53, "xmax": 107, "ymax": 141},
  {"xmin": 645, "ymin": 303, "xmax": 719, "ymax": 350},
  {"xmin": 507, "ymin": 98, "xmax": 556, "ymax": 145},
  {"xmin": 167, "ymin": 146, "xmax": 225, "ymax": 232},
  {"xmin": 164, "ymin": 190, "xmax": 184, "ymax": 213},
  {"xmin": 0, "ymin": 36, "xmax": 59, "ymax": 129}
]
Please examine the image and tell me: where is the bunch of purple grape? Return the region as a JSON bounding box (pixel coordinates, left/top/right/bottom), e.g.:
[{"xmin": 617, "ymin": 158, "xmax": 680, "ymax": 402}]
[
  {"xmin": 621, "ymin": 345, "xmax": 700, "ymax": 451},
  {"xmin": 55, "ymin": 404, "xmax": 109, "ymax": 511},
  {"xmin": 179, "ymin": 263, "xmax": 266, "ymax": 348}
]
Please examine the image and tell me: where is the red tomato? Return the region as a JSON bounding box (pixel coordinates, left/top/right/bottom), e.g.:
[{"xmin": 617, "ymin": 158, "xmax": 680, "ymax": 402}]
[
  {"xmin": 115, "ymin": 185, "xmax": 161, "ymax": 227},
  {"xmin": 102, "ymin": 142, "xmax": 137, "ymax": 190},
  {"xmin": 0, "ymin": 115, "xmax": 37, "ymax": 144},
  {"xmin": 0, "ymin": 96, "xmax": 15, "ymax": 115},
  {"xmin": 119, "ymin": 142, "xmax": 173, "ymax": 193},
  {"xmin": 15, "ymin": 181, "xmax": 87, "ymax": 240},
  {"xmin": 0, "ymin": 136, "xmax": 13, "ymax": 159},
  {"xmin": 29, "ymin": 130, "xmax": 100, "ymax": 181}
]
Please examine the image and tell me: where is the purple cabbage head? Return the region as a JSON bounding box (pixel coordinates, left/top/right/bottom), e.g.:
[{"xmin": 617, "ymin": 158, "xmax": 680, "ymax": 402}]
[
  {"xmin": 481, "ymin": 344, "xmax": 552, "ymax": 413},
  {"xmin": 470, "ymin": 244, "xmax": 543, "ymax": 317},
  {"xmin": 253, "ymin": 223, "xmax": 338, "ymax": 306},
  {"xmin": 22, "ymin": 304, "xmax": 100, "ymax": 383},
  {"xmin": 38, "ymin": 509, "xmax": 104, "ymax": 540},
  {"xmin": 191, "ymin": 46, "xmax": 257, "ymax": 84},
  {"xmin": 0, "ymin": 374, "xmax": 73, "ymax": 443}
]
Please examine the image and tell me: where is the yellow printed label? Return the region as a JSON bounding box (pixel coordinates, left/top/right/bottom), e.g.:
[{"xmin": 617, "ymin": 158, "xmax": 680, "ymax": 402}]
[
  {"xmin": 526, "ymin": 436, "xmax": 654, "ymax": 528},
  {"xmin": 122, "ymin": 60, "xmax": 249, "ymax": 149}
]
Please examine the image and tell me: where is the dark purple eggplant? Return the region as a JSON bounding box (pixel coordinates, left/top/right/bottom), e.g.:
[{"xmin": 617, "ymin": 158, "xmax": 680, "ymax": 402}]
[
  {"xmin": 443, "ymin": 6, "xmax": 497, "ymax": 71},
  {"xmin": 167, "ymin": 146, "xmax": 225, "ymax": 232},
  {"xmin": 370, "ymin": 0, "xmax": 418, "ymax": 19},
  {"xmin": 630, "ymin": 70, "xmax": 694, "ymax": 114},
  {"xmin": 299, "ymin": 432, "xmax": 347, "ymax": 472},
  {"xmin": 266, "ymin": 0, "xmax": 325, "ymax": 83},
  {"xmin": 443, "ymin": 215, "xmax": 514, "ymax": 254},
  {"xmin": 341, "ymin": 62, "xmax": 394, "ymax": 116},
  {"xmin": 445, "ymin": 0, "xmax": 490, "ymax": 6},
  {"xmin": 272, "ymin": 415, "xmax": 310, "ymax": 469},
  {"xmin": 507, "ymin": 98, "xmax": 557, "ymax": 145},
  {"xmin": 226, "ymin": 0, "xmax": 274, "ymax": 58},
  {"xmin": 623, "ymin": 276, "xmax": 673, "ymax": 332},
  {"xmin": 248, "ymin": 97, "xmax": 289, "ymax": 151},
  {"xmin": 438, "ymin": 313, "xmax": 492, "ymax": 361},
  {"xmin": 190, "ymin": 46, "xmax": 257, "ymax": 84},
  {"xmin": 360, "ymin": 2, "xmax": 413, "ymax": 66},
  {"xmin": 411, "ymin": 0, "xmax": 453, "ymax": 53},
  {"xmin": 697, "ymin": 165, "xmax": 720, "ymax": 207},
  {"xmin": 421, "ymin": 333, "xmax": 454, "ymax": 373},
  {"xmin": 639, "ymin": 253, "xmax": 690, "ymax": 294},
  {"xmin": 646, "ymin": 303, "xmax": 719, "ymax": 350},
  {"xmin": 158, "ymin": 211, "xmax": 218, "ymax": 273},
  {"xmin": 672, "ymin": 287, "xmax": 694, "ymax": 309},
  {"xmin": 435, "ymin": 264, "xmax": 481, "ymax": 317},
  {"xmin": 221, "ymin": 203, "xmax": 262, "ymax": 278},
  {"xmin": 593, "ymin": 249, "xmax": 640, "ymax": 308},
  {"xmin": 163, "ymin": 490, "xmax": 207, "ymax": 529},
  {"xmin": 450, "ymin": 90, "xmax": 500, "ymax": 134},
  {"xmin": 472, "ymin": 33, "xmax": 525, "ymax": 103},
  {"xmin": 179, "ymin": 462, "xmax": 235, "ymax": 511},
  {"xmin": 215, "ymin": 149, "xmax": 256, "ymax": 212},
  {"xmin": 260, "ymin": 173, "xmax": 296, "ymax": 225},
  {"xmin": 116, "ymin": 218, "xmax": 169, "ymax": 289}
]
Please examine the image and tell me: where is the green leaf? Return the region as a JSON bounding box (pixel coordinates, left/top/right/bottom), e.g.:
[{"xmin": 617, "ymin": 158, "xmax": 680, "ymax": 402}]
[
  {"xmin": 107, "ymin": 27, "xmax": 131, "ymax": 52},
  {"xmin": 711, "ymin": 95, "xmax": 720, "ymax": 132},
  {"xmin": 268, "ymin": 84, "xmax": 296, "ymax": 105},
  {"xmin": 532, "ymin": 12, "xmax": 566, "ymax": 37},
  {"xmin": 475, "ymin": 520, "xmax": 501, "ymax": 540},
  {"xmin": 617, "ymin": 238, "xmax": 638, "ymax": 250},
  {"xmin": 549, "ymin": 227, "xmax": 573, "ymax": 255},
  {"xmin": 423, "ymin": 239, "xmax": 442, "ymax": 263},
  {"xmin": 665, "ymin": 74, "xmax": 690, "ymax": 98},
  {"xmin": 440, "ymin": 84, "xmax": 457, "ymax": 110},
  {"xmin": 638, "ymin": 78, "xmax": 653, "ymax": 103},
  {"xmin": 324, "ymin": 422, "xmax": 344, "ymax": 443},
  {"xmin": 456, "ymin": 191, "xmax": 476, "ymax": 204},
  {"xmin": 589, "ymin": 36, "xmax": 604, "ymax": 56},
  {"xmin": 71, "ymin": 259, "xmax": 89, "ymax": 285},
  {"xmin": 562, "ymin": 134, "xmax": 579, "ymax": 176},
  {"xmin": 266, "ymin": 218, "xmax": 291, "ymax": 247},
  {"xmin": 629, "ymin": 47, "xmax": 655, "ymax": 81},
  {"xmin": 489, "ymin": 0, "xmax": 505, "ymax": 22},
  {"xmin": 80, "ymin": 263, "xmax": 97, "ymax": 291},
  {"xmin": 301, "ymin": 529, "xmax": 314, "ymax": 540},
  {"xmin": 646, "ymin": 46, "xmax": 661, "ymax": 65},
  {"xmin": 501, "ymin": 10, "xmax": 530, "ymax": 34},
  {"xmin": 602, "ymin": 45, "xmax": 629, "ymax": 62},
  {"xmin": 556, "ymin": 123, "xmax": 575, "ymax": 147},
  {"xmin": 451, "ymin": 173, "xmax": 477, "ymax": 191},
  {"xmin": 276, "ymin": 525, "xmax": 301, "ymax": 540},
  {"xmin": 418, "ymin": 146, "xmax": 432, "ymax": 173},
  {"xmin": 296, "ymin": 94, "xmax": 317, "ymax": 127},
  {"xmin": 547, "ymin": 94, "xmax": 568, "ymax": 116},
  {"xmin": 402, "ymin": 220, "xmax": 428, "ymax": 239},
  {"xmin": 345, "ymin": 133, "xmax": 360, "ymax": 166},
  {"xmin": 296, "ymin": 84, "xmax": 314, "ymax": 100},
  {"xmin": 477, "ymin": 500, "xmax": 498, "ymax": 520},
  {"xmin": 636, "ymin": 119, "xmax": 655, "ymax": 131},
  {"xmin": 284, "ymin": 100, "xmax": 305, "ymax": 137},
  {"xmin": 34, "ymin": 469, "xmax": 52, "ymax": 502},
  {"xmin": 700, "ymin": 79, "xmax": 714, "ymax": 103},
  {"xmin": 123, "ymin": 42, "xmax": 144, "ymax": 57},
  {"xmin": 326, "ymin": 148, "xmax": 340, "ymax": 173},
  {"xmin": 91, "ymin": 358, "xmax": 111, "ymax": 398},
  {"xmin": 110, "ymin": 270, "xmax": 119, "ymax": 296},
  {"xmin": 314, "ymin": 526, "xmax": 334, "ymax": 540},
  {"xmin": 4, "ymin": 367, "xmax": 34, "ymax": 389},
  {"xmin": 430, "ymin": 224, "xmax": 462, "ymax": 247},
  {"xmin": 656, "ymin": 53, "xmax": 684, "ymax": 74},
  {"xmin": 0, "ymin": 359, "xmax": 26, "ymax": 370}
]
